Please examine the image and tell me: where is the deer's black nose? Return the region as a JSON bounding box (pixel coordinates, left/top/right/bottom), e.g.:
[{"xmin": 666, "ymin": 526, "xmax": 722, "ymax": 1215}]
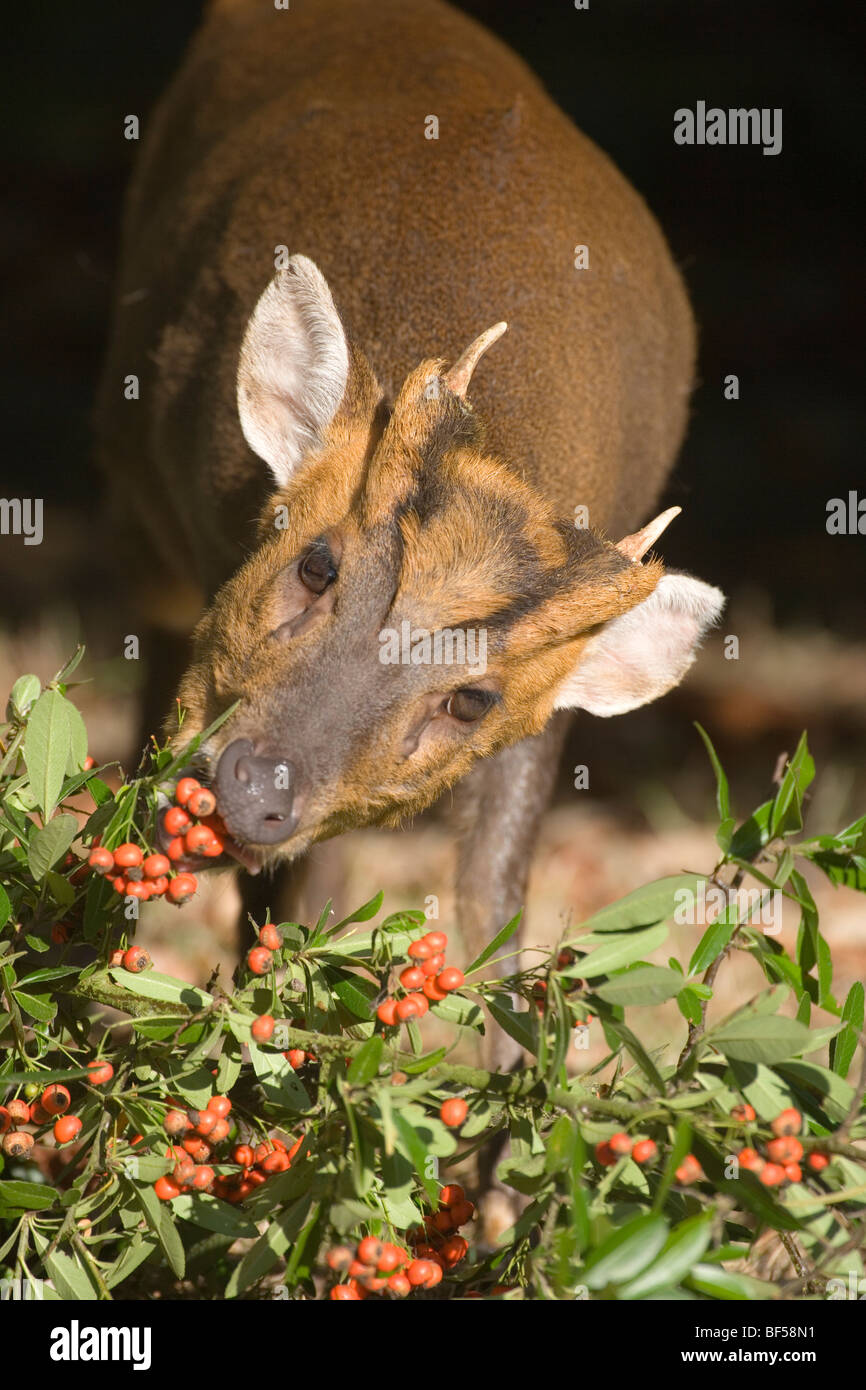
[{"xmin": 215, "ymin": 739, "xmax": 300, "ymax": 844}]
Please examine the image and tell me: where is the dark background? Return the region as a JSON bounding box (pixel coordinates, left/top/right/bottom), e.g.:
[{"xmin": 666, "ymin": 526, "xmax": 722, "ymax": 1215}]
[{"xmin": 2, "ymin": 0, "xmax": 863, "ymax": 809}]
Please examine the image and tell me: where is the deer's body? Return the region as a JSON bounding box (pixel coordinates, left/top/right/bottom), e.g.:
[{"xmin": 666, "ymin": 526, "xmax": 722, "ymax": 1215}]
[{"xmin": 99, "ymin": 0, "xmax": 721, "ymax": 1063}]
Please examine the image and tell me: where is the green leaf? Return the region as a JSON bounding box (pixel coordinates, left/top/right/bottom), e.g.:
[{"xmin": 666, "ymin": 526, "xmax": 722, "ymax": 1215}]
[
  {"xmin": 709, "ymin": 1013, "xmax": 813, "ymax": 1064},
  {"xmin": 465, "ymin": 910, "xmax": 523, "ymax": 975},
  {"xmin": 0, "ymin": 1180, "xmax": 59, "ymax": 1212},
  {"xmin": 729, "ymin": 800, "xmax": 773, "ymax": 859},
  {"xmin": 487, "ymin": 996, "xmax": 537, "ymax": 1054},
  {"xmin": 324, "ymin": 890, "xmax": 384, "ymax": 937},
  {"xmin": 13, "ymin": 990, "xmax": 56, "ymax": 1023},
  {"xmin": 430, "ymin": 991, "xmax": 484, "ymax": 1030},
  {"xmin": 830, "ymin": 982, "xmax": 864, "ymax": 1079},
  {"xmin": 347, "ymin": 1035, "xmax": 384, "ymax": 1086},
  {"xmin": 226, "ymin": 1193, "xmax": 313, "ymax": 1296},
  {"xmin": 618, "ymin": 1212, "xmax": 713, "ymax": 1299},
  {"xmin": 0, "ymin": 884, "xmax": 10, "ymax": 928},
  {"xmin": 107, "ymin": 967, "xmax": 211, "ymax": 1010},
  {"xmin": 22, "ymin": 690, "xmax": 73, "ymax": 816},
  {"xmin": 44, "ymin": 1248, "xmax": 99, "ymax": 1301},
  {"xmin": 582, "ymin": 1213, "xmax": 669, "ymax": 1290},
  {"xmin": 694, "ymin": 723, "xmax": 731, "ymax": 818},
  {"xmin": 393, "ymin": 1112, "xmax": 443, "ymax": 1205},
  {"xmin": 572, "ymin": 875, "xmax": 705, "ymax": 935},
  {"xmin": 595, "ymin": 965, "xmax": 683, "ymax": 1007},
  {"xmin": 770, "ymin": 732, "xmax": 814, "ymax": 839},
  {"xmin": 9, "ymin": 673, "xmax": 41, "ymax": 718},
  {"xmin": 577, "ymin": 923, "xmax": 669, "ymax": 978},
  {"xmin": 688, "ymin": 904, "xmax": 740, "ymax": 976},
  {"xmin": 27, "ymin": 815, "xmax": 79, "ymax": 880},
  {"xmin": 105, "ymin": 1235, "xmax": 159, "ymax": 1290},
  {"xmin": 331, "ymin": 973, "xmax": 375, "ymax": 1022},
  {"xmin": 544, "ymin": 1115, "xmax": 577, "ymax": 1175},
  {"xmin": 601, "ymin": 1016, "xmax": 666, "ymax": 1093},
  {"xmin": 63, "ymin": 701, "xmax": 88, "ymax": 775},
  {"xmin": 171, "ymin": 1193, "xmax": 258, "ymax": 1238},
  {"xmin": 685, "ymin": 1263, "xmax": 778, "ymax": 1301},
  {"xmin": 248, "ymin": 1041, "xmax": 309, "ymax": 1111}
]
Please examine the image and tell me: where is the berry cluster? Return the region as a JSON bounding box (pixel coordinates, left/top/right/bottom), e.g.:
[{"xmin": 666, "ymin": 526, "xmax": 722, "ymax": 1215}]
[
  {"xmin": 246, "ymin": 921, "xmax": 284, "ymax": 976},
  {"xmin": 593, "ymin": 1105, "xmax": 834, "ymax": 1190},
  {"xmin": 327, "ymin": 1185, "xmax": 474, "ymax": 1299},
  {"xmin": 0, "ymin": 1062, "xmax": 114, "ymax": 1158},
  {"xmin": 88, "ymin": 840, "xmax": 197, "ymax": 905},
  {"xmin": 153, "ymin": 1093, "xmax": 304, "ymax": 1203},
  {"xmin": 735, "ymin": 1106, "xmax": 830, "ymax": 1186},
  {"xmin": 594, "ymin": 1134, "xmax": 658, "ymax": 1167},
  {"xmin": 375, "ymin": 931, "xmax": 464, "ymax": 1025}
]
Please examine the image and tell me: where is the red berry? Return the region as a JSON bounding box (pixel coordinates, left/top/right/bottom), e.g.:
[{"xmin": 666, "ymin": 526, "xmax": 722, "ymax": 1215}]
[
  {"xmin": 233, "ymin": 1144, "xmax": 255, "ymax": 1169},
  {"xmin": 608, "ymin": 1132, "xmax": 633, "ymax": 1157},
  {"xmin": 376, "ymin": 998, "xmax": 399, "ymax": 1026},
  {"xmin": 142, "ymin": 853, "xmax": 171, "ymax": 879},
  {"xmin": 260, "ymin": 1148, "xmax": 290, "ymax": 1173},
  {"xmin": 0, "ymin": 1107, "xmax": 10, "ymax": 1133},
  {"xmin": 209, "ymin": 1117, "xmax": 230, "ymax": 1143},
  {"xmin": 767, "ymin": 1136, "xmax": 804, "ymax": 1165},
  {"xmin": 168, "ymin": 873, "xmax": 197, "ymax": 905},
  {"xmin": 731, "ymin": 1103, "xmax": 757, "ymax": 1123},
  {"xmin": 251, "ymin": 1014, "xmax": 275, "ymax": 1043},
  {"xmin": 182, "ymin": 1136, "xmax": 212, "ymax": 1162},
  {"xmin": 3, "ymin": 1131, "xmax": 35, "ymax": 1157},
  {"xmin": 675, "ymin": 1154, "xmax": 703, "ymax": 1184},
  {"xmin": 188, "ymin": 788, "xmax": 217, "ymax": 818},
  {"xmin": 440, "ymin": 1097, "xmax": 468, "ymax": 1128},
  {"xmin": 357, "ymin": 1236, "xmax": 384, "ymax": 1266},
  {"xmin": 738, "ymin": 1146, "xmax": 763, "ymax": 1172},
  {"xmin": 174, "ymin": 776, "xmax": 202, "ymax": 806},
  {"xmin": 113, "ymin": 842, "xmax": 143, "ymax": 868},
  {"xmin": 594, "ymin": 1140, "xmax": 616, "ymax": 1167},
  {"xmin": 7, "ymin": 1098, "xmax": 31, "ymax": 1124},
  {"xmin": 148, "ymin": 875, "xmax": 169, "ymax": 897},
  {"xmin": 166, "ymin": 836, "xmax": 185, "ymax": 862},
  {"xmin": 399, "ymin": 966, "xmax": 425, "ymax": 990},
  {"xmin": 193, "ymin": 1110, "xmax": 218, "ymax": 1137},
  {"xmin": 41, "ymin": 1085, "xmax": 71, "ymax": 1116},
  {"xmin": 53, "ymin": 1115, "xmax": 83, "ymax": 1144},
  {"xmin": 154, "ymin": 1175, "xmax": 181, "ymax": 1201},
  {"xmin": 759, "ymin": 1162, "xmax": 787, "ymax": 1187},
  {"xmin": 408, "ymin": 939, "xmax": 434, "ymax": 960},
  {"xmin": 247, "ymin": 946, "xmax": 273, "ymax": 976},
  {"xmin": 163, "ymin": 806, "xmax": 191, "ymax": 836},
  {"xmin": 387, "ymin": 1272, "xmax": 411, "ymax": 1297},
  {"xmin": 123, "ymin": 880, "xmax": 149, "ymax": 901},
  {"xmin": 807, "ymin": 1152, "xmax": 829, "ymax": 1172},
  {"xmin": 440, "ymin": 1235, "xmax": 468, "ymax": 1267},
  {"xmin": 286, "ymin": 1048, "xmax": 306, "ymax": 1069},
  {"xmin": 165, "ymin": 1109, "xmax": 191, "ymax": 1137},
  {"xmin": 88, "ymin": 847, "xmax": 115, "ymax": 875},
  {"xmin": 784, "ymin": 1162, "xmax": 802, "ymax": 1183},
  {"xmin": 420, "ymin": 953, "xmax": 445, "ymax": 978},
  {"xmin": 51, "ymin": 922, "xmax": 72, "ymax": 944},
  {"xmin": 424, "ymin": 931, "xmax": 448, "ymax": 952},
  {"xmin": 435, "ymin": 967, "xmax": 465, "ymax": 993},
  {"xmin": 330, "ymin": 1284, "xmax": 361, "ymax": 1300},
  {"xmin": 122, "ymin": 945, "xmax": 151, "ymax": 973},
  {"xmin": 396, "ymin": 993, "xmax": 428, "ymax": 1021},
  {"xmin": 375, "ymin": 1244, "xmax": 405, "ymax": 1274},
  {"xmin": 192, "ymin": 1165, "xmax": 215, "ymax": 1190},
  {"xmin": 185, "ymin": 824, "xmax": 217, "ymax": 854},
  {"xmin": 407, "ymin": 1258, "xmax": 436, "ymax": 1287},
  {"xmin": 259, "ymin": 924, "xmax": 281, "ymax": 951},
  {"xmin": 439, "ymin": 1184, "xmax": 465, "ymax": 1208},
  {"xmin": 423, "ymin": 976, "xmax": 448, "ymax": 1002},
  {"xmin": 632, "ymin": 1139, "xmax": 658, "ymax": 1165},
  {"xmin": 771, "ymin": 1107, "xmax": 802, "ymax": 1137},
  {"xmin": 207, "ymin": 1095, "xmax": 232, "ymax": 1118},
  {"xmin": 326, "ymin": 1246, "xmax": 354, "ymax": 1272},
  {"xmin": 87, "ymin": 1060, "xmax": 114, "ymax": 1086}
]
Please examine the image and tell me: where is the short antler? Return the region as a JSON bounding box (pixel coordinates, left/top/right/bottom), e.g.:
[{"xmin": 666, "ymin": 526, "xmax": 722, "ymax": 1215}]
[
  {"xmin": 615, "ymin": 506, "xmax": 682, "ymax": 562},
  {"xmin": 443, "ymin": 321, "xmax": 508, "ymax": 398}
]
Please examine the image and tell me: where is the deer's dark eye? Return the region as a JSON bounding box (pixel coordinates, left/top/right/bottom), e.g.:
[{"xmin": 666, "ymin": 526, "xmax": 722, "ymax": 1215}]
[
  {"xmin": 445, "ymin": 688, "xmax": 495, "ymax": 723},
  {"xmin": 299, "ymin": 546, "xmax": 337, "ymax": 595}
]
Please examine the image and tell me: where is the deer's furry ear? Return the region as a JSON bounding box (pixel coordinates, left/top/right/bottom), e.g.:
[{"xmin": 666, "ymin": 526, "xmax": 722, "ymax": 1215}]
[
  {"xmin": 554, "ymin": 573, "xmax": 725, "ymax": 716},
  {"xmin": 237, "ymin": 256, "xmax": 350, "ymax": 485}
]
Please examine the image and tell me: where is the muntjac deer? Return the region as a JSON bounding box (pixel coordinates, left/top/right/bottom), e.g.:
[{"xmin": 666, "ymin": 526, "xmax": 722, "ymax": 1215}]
[{"xmin": 98, "ymin": 0, "xmax": 723, "ymax": 1064}]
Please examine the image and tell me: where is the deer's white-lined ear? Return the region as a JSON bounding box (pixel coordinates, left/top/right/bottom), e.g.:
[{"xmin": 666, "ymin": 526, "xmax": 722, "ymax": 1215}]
[
  {"xmin": 554, "ymin": 573, "xmax": 725, "ymax": 716},
  {"xmin": 237, "ymin": 256, "xmax": 349, "ymax": 485}
]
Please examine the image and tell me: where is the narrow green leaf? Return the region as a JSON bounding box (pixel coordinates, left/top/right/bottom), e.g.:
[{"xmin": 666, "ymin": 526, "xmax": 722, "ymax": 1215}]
[{"xmin": 465, "ymin": 910, "xmax": 523, "ymax": 975}]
